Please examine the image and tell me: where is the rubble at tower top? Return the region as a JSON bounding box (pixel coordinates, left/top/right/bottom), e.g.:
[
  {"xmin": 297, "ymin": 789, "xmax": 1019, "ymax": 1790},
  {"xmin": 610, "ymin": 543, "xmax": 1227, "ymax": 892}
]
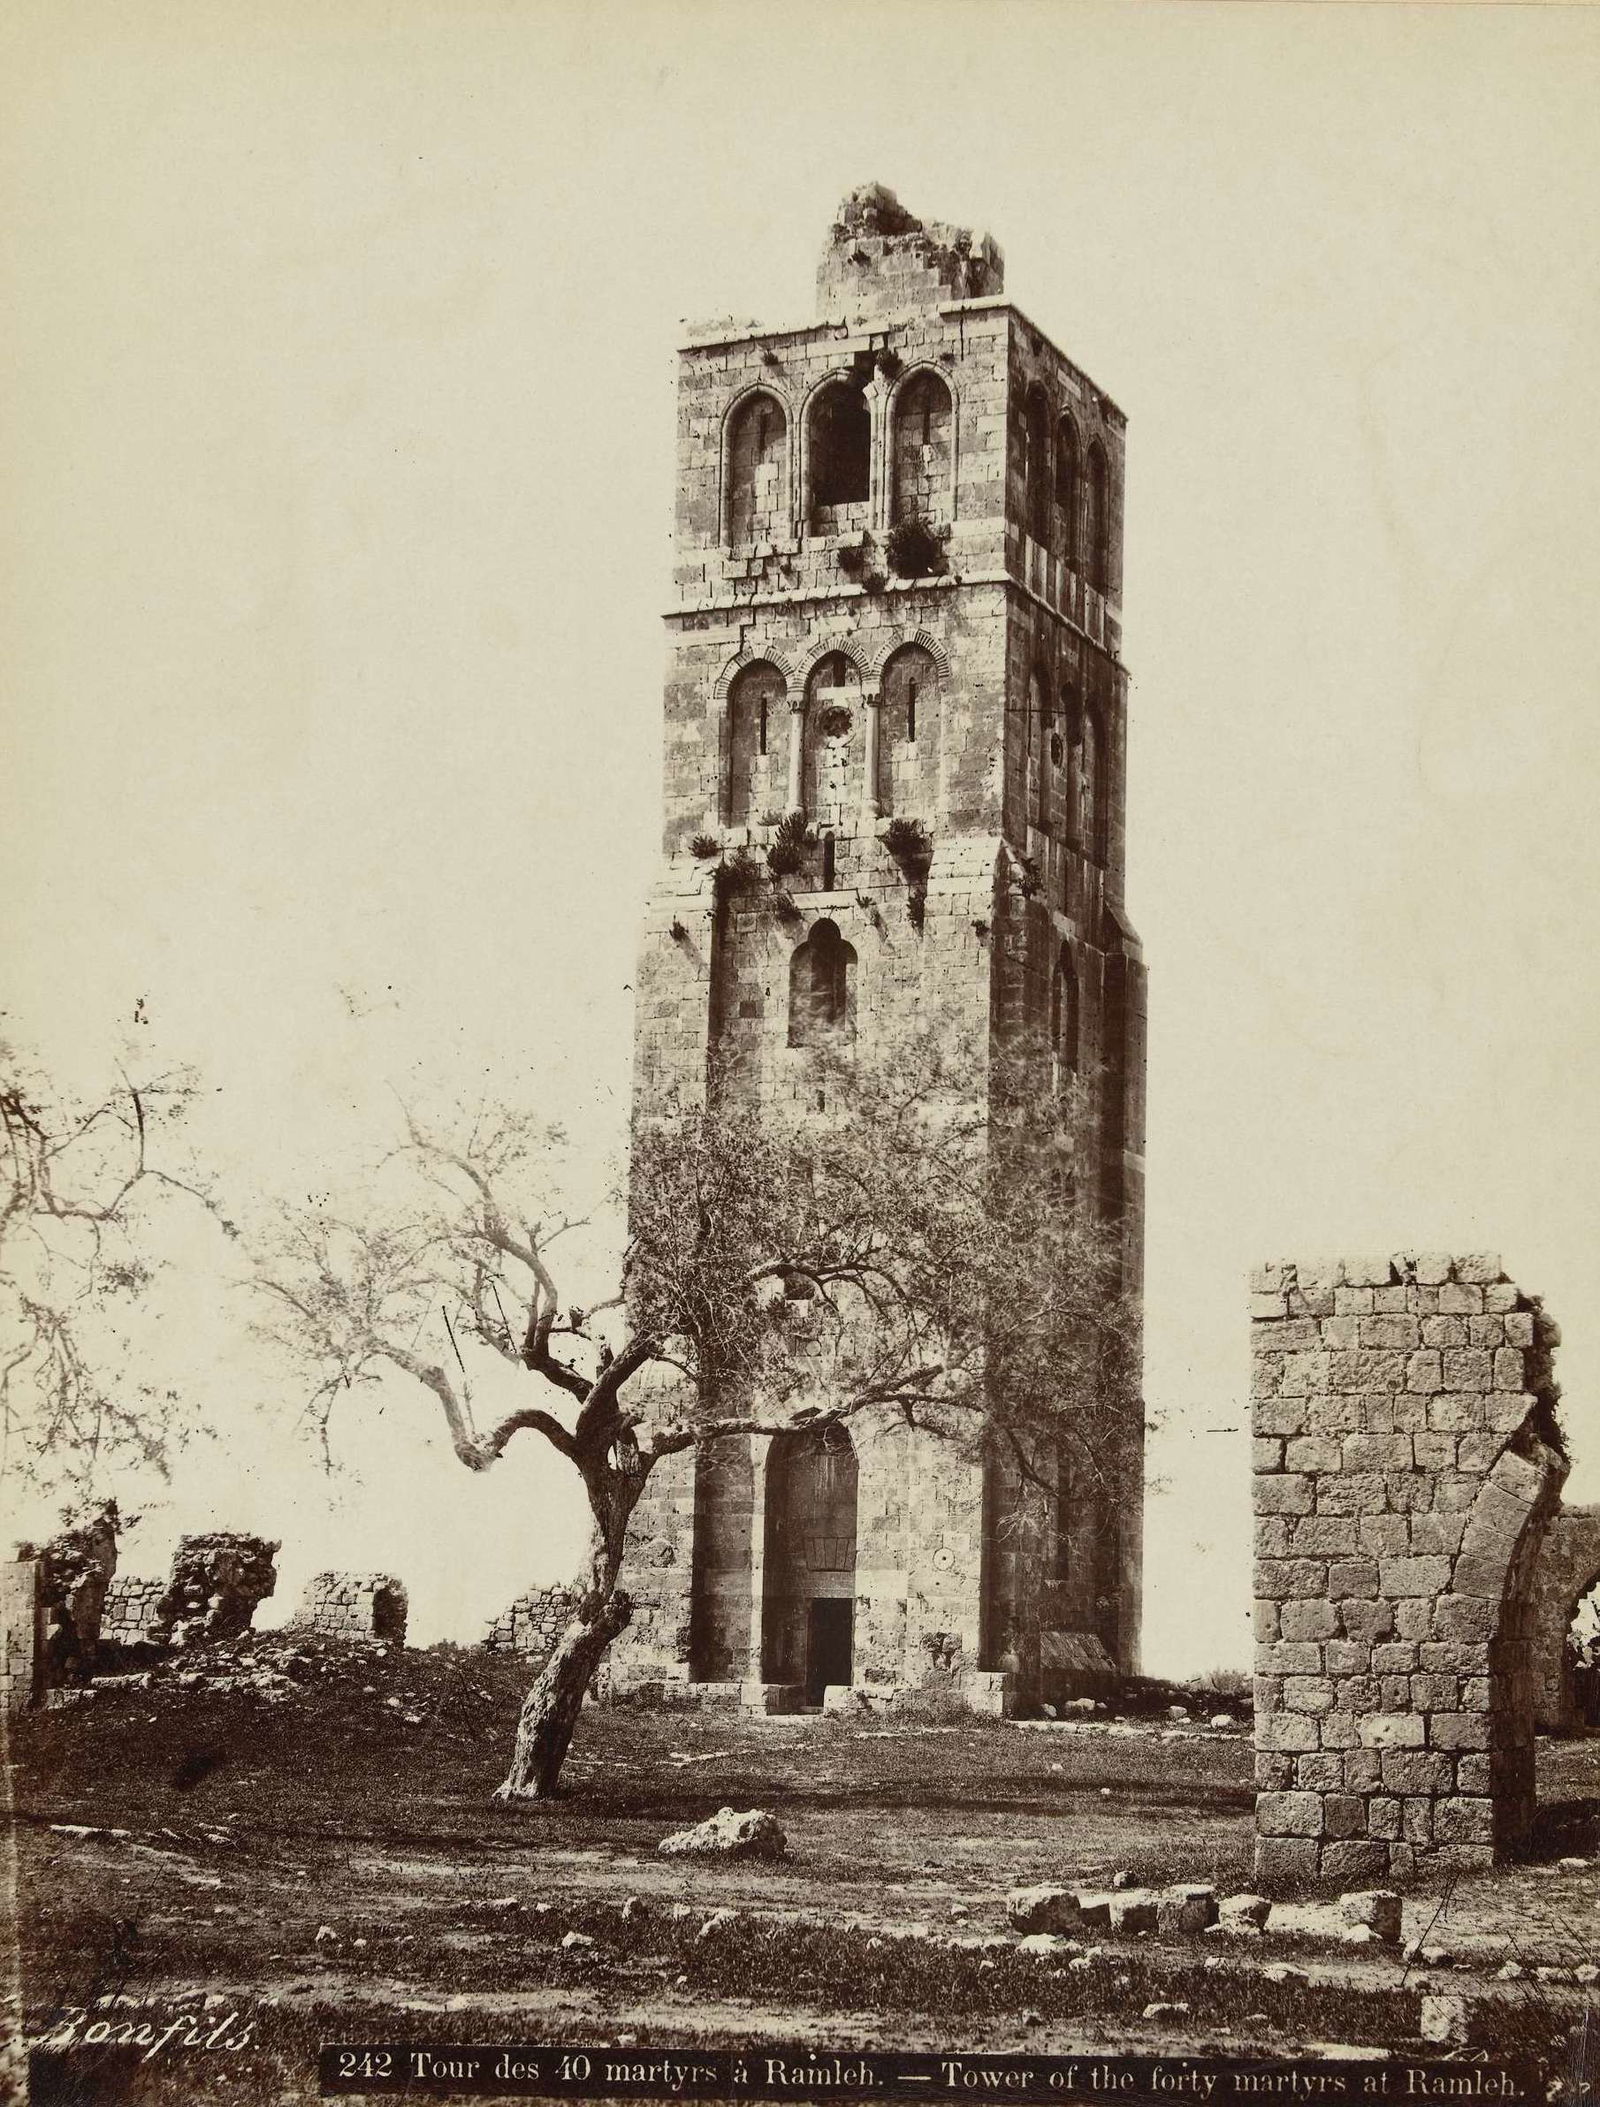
[{"xmin": 817, "ymin": 183, "xmax": 1004, "ymax": 325}]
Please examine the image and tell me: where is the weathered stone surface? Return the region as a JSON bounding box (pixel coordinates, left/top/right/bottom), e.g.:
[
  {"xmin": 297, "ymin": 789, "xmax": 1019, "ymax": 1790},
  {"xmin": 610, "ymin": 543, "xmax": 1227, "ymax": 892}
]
[
  {"xmin": 1006, "ymin": 1885, "xmax": 1083, "ymax": 1935},
  {"xmin": 1155, "ymin": 1885, "xmax": 1217, "ymax": 1935},
  {"xmin": 1218, "ymin": 1892, "xmax": 1270, "ymax": 1929},
  {"xmin": 154, "ymin": 1533, "xmax": 278, "ymax": 1649},
  {"xmin": 1337, "ymin": 1889, "xmax": 1401, "ymax": 1943},
  {"xmin": 657, "ymin": 1806, "xmax": 787, "ymax": 1861},
  {"xmin": 301, "ymin": 1572, "xmax": 407, "ymax": 1644},
  {"xmin": 1251, "ymin": 1256, "xmax": 1565, "ymax": 1887}
]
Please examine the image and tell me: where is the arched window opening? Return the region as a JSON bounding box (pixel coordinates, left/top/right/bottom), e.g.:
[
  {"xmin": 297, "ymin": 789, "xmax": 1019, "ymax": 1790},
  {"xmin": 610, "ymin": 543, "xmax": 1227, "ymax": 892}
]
[
  {"xmin": 727, "ymin": 391, "xmax": 788, "ymax": 550},
  {"xmin": 1052, "ymin": 944, "xmax": 1080, "ymax": 1085},
  {"xmin": 820, "ymin": 831, "xmax": 836, "ymax": 892},
  {"xmin": 725, "ymin": 660, "xmax": 787, "ymax": 827},
  {"xmin": 890, "ymin": 370, "xmax": 953, "ymax": 524},
  {"xmin": 1023, "ymin": 386, "xmax": 1051, "ymax": 546},
  {"xmin": 1086, "ymin": 441, "xmax": 1110, "ymax": 594},
  {"xmin": 1077, "ymin": 705, "xmax": 1106, "ymax": 864},
  {"xmin": 809, "ymin": 381, "xmax": 871, "ymax": 532},
  {"xmin": 788, "ymin": 918, "xmax": 856, "ymax": 1048},
  {"xmin": 1055, "ymin": 415, "xmax": 1080, "ymax": 564},
  {"xmin": 805, "ymin": 653, "xmax": 862, "ymax": 827},
  {"xmin": 881, "ymin": 644, "xmax": 940, "ymax": 817}
]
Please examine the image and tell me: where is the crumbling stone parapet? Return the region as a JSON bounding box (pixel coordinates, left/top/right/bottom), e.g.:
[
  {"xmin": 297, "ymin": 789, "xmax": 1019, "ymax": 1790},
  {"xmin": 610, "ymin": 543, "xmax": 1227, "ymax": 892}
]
[
  {"xmin": 298, "ymin": 1572, "xmax": 407, "ymax": 1643},
  {"xmin": 1251, "ymin": 1252, "xmax": 1565, "ymax": 1887}
]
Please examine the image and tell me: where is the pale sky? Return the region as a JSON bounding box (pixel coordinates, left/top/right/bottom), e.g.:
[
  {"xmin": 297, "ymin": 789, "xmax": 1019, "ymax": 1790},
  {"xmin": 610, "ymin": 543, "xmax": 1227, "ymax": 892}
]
[{"xmin": 3, "ymin": 1, "xmax": 1598, "ymax": 1677}]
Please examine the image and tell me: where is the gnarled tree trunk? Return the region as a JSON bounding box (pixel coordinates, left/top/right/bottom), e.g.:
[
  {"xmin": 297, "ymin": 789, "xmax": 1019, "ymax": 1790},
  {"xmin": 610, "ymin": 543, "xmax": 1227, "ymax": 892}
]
[
  {"xmin": 493, "ymin": 1585, "xmax": 633, "ymax": 1800},
  {"xmin": 493, "ymin": 1449, "xmax": 645, "ymax": 1801}
]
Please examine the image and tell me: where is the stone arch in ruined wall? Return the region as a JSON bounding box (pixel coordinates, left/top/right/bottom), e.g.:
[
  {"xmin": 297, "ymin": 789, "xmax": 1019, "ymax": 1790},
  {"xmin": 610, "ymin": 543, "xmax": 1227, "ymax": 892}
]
[
  {"xmin": 1251, "ymin": 1251, "xmax": 1566, "ymax": 1888},
  {"xmin": 1529, "ymin": 1504, "xmax": 1600, "ymax": 1732}
]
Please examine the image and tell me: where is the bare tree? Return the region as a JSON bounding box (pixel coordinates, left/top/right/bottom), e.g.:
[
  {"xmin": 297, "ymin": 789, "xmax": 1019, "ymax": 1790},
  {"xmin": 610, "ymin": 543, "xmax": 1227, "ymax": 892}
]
[
  {"xmin": 0, "ymin": 1021, "xmax": 215, "ymax": 1495},
  {"xmin": 253, "ymin": 1026, "xmax": 1136, "ymax": 1799}
]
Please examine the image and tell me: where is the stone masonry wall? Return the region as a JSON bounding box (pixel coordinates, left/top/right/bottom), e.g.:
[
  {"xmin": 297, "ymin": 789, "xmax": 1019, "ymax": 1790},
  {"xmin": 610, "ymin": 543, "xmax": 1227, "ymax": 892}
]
[
  {"xmin": 1, "ymin": 1561, "xmax": 43, "ymax": 1715},
  {"xmin": 1252, "ymin": 1252, "xmax": 1566, "ymax": 1887},
  {"xmin": 298, "ymin": 1572, "xmax": 408, "ymax": 1643},
  {"xmin": 101, "ymin": 1574, "xmax": 166, "ymax": 1648},
  {"xmin": 483, "ymin": 1583, "xmax": 585, "ymax": 1661}
]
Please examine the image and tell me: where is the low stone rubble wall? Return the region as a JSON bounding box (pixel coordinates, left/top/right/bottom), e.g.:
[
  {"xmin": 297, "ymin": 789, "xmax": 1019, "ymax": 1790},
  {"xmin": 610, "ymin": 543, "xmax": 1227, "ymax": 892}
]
[
  {"xmin": 483, "ymin": 1582, "xmax": 586, "ymax": 1660},
  {"xmin": 298, "ymin": 1572, "xmax": 408, "ymax": 1643}
]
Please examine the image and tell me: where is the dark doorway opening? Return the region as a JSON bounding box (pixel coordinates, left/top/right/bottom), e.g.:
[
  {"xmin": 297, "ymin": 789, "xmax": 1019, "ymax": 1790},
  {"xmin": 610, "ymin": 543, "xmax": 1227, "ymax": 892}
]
[{"xmin": 807, "ymin": 1597, "xmax": 853, "ymax": 1702}]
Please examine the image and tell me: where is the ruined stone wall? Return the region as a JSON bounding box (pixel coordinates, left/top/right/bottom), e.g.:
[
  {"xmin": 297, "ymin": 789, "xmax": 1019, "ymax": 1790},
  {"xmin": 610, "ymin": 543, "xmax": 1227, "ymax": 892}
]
[
  {"xmin": 483, "ymin": 1582, "xmax": 586, "ymax": 1660},
  {"xmin": 1252, "ymin": 1253, "xmax": 1566, "ymax": 1886},
  {"xmin": 299, "ymin": 1572, "xmax": 407, "ymax": 1643},
  {"xmin": 100, "ymin": 1574, "xmax": 166, "ymax": 1648},
  {"xmin": 155, "ymin": 1533, "xmax": 278, "ymax": 1647},
  {"xmin": 1, "ymin": 1561, "xmax": 43, "ymax": 1714},
  {"xmin": 1528, "ymin": 1504, "xmax": 1600, "ymax": 1731}
]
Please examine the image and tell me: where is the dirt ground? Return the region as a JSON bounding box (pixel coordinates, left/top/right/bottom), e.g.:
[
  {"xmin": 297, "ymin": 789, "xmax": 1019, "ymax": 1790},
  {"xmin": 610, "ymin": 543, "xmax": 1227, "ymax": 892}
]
[{"xmin": 7, "ymin": 1637, "xmax": 1597, "ymax": 2101}]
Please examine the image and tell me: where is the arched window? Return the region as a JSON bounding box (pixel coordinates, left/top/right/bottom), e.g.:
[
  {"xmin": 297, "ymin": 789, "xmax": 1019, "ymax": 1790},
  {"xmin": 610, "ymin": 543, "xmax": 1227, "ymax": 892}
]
[
  {"xmin": 1078, "ymin": 704, "xmax": 1106, "ymax": 863},
  {"xmin": 1023, "ymin": 386, "xmax": 1051, "ymax": 546},
  {"xmin": 727, "ymin": 391, "xmax": 788, "ymax": 549},
  {"xmin": 808, "ymin": 380, "xmax": 871, "ymax": 531},
  {"xmin": 890, "ymin": 370, "xmax": 953, "ymax": 524},
  {"xmin": 1055, "ymin": 415, "xmax": 1080, "ymax": 564},
  {"xmin": 804, "ymin": 652, "xmax": 862, "ymax": 826},
  {"xmin": 1052, "ymin": 944, "xmax": 1080, "ymax": 1083},
  {"xmin": 1085, "ymin": 441, "xmax": 1110, "ymax": 593},
  {"xmin": 788, "ymin": 918, "xmax": 856, "ymax": 1047},
  {"xmin": 881, "ymin": 643, "xmax": 941, "ymax": 817},
  {"xmin": 725, "ymin": 661, "xmax": 787, "ymax": 826}
]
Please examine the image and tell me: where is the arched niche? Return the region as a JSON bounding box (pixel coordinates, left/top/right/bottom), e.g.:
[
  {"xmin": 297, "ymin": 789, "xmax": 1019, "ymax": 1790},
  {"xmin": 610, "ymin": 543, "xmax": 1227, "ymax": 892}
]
[
  {"xmin": 1054, "ymin": 413, "xmax": 1080, "ymax": 564},
  {"xmin": 788, "ymin": 917, "xmax": 856, "ymax": 1049},
  {"xmin": 881, "ymin": 642, "xmax": 940, "ymax": 818},
  {"xmin": 890, "ymin": 369, "xmax": 953, "ymax": 525},
  {"xmin": 803, "ymin": 651, "xmax": 863, "ymax": 826},
  {"xmin": 726, "ymin": 390, "xmax": 789, "ymax": 549},
  {"xmin": 1022, "ymin": 385, "xmax": 1051, "ymax": 546},
  {"xmin": 725, "ymin": 660, "xmax": 788, "ymax": 827}
]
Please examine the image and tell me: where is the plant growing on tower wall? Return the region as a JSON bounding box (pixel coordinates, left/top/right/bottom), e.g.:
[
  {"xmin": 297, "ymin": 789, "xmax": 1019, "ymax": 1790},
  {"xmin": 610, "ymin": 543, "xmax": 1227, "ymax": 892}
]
[{"xmin": 250, "ymin": 1021, "xmax": 1132, "ymax": 1803}]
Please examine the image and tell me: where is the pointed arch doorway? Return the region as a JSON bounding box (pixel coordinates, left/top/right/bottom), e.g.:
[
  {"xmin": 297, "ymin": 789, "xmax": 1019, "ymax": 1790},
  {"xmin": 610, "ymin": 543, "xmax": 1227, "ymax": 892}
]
[{"xmin": 761, "ymin": 1424, "xmax": 859, "ymax": 1702}]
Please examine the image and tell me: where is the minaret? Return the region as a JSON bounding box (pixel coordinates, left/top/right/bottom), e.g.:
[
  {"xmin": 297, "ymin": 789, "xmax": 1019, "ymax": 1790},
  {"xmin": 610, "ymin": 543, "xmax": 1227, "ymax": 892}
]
[{"xmin": 614, "ymin": 186, "xmax": 1147, "ymax": 1710}]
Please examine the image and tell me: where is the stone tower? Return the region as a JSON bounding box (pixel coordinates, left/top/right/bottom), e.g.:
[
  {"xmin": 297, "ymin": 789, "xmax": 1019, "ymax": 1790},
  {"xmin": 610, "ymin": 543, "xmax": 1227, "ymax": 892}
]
[{"xmin": 612, "ymin": 186, "xmax": 1147, "ymax": 1712}]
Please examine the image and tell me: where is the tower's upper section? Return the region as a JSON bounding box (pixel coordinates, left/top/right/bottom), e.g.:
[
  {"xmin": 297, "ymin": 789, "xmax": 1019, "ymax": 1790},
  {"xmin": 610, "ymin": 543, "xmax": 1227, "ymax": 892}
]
[
  {"xmin": 672, "ymin": 186, "xmax": 1125, "ymax": 660},
  {"xmin": 816, "ymin": 183, "xmax": 1004, "ymax": 325}
]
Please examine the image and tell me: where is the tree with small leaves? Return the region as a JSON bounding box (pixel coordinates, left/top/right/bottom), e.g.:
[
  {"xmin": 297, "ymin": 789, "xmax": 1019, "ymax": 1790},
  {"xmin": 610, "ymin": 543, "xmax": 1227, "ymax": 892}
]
[
  {"xmin": 1, "ymin": 1020, "xmax": 217, "ymax": 1497},
  {"xmin": 252, "ymin": 1021, "xmax": 1135, "ymax": 1800}
]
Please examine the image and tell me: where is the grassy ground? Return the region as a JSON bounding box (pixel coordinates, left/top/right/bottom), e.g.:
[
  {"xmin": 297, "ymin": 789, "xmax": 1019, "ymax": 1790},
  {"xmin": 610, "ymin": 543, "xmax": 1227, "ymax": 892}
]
[{"xmin": 7, "ymin": 1636, "xmax": 1594, "ymax": 2102}]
